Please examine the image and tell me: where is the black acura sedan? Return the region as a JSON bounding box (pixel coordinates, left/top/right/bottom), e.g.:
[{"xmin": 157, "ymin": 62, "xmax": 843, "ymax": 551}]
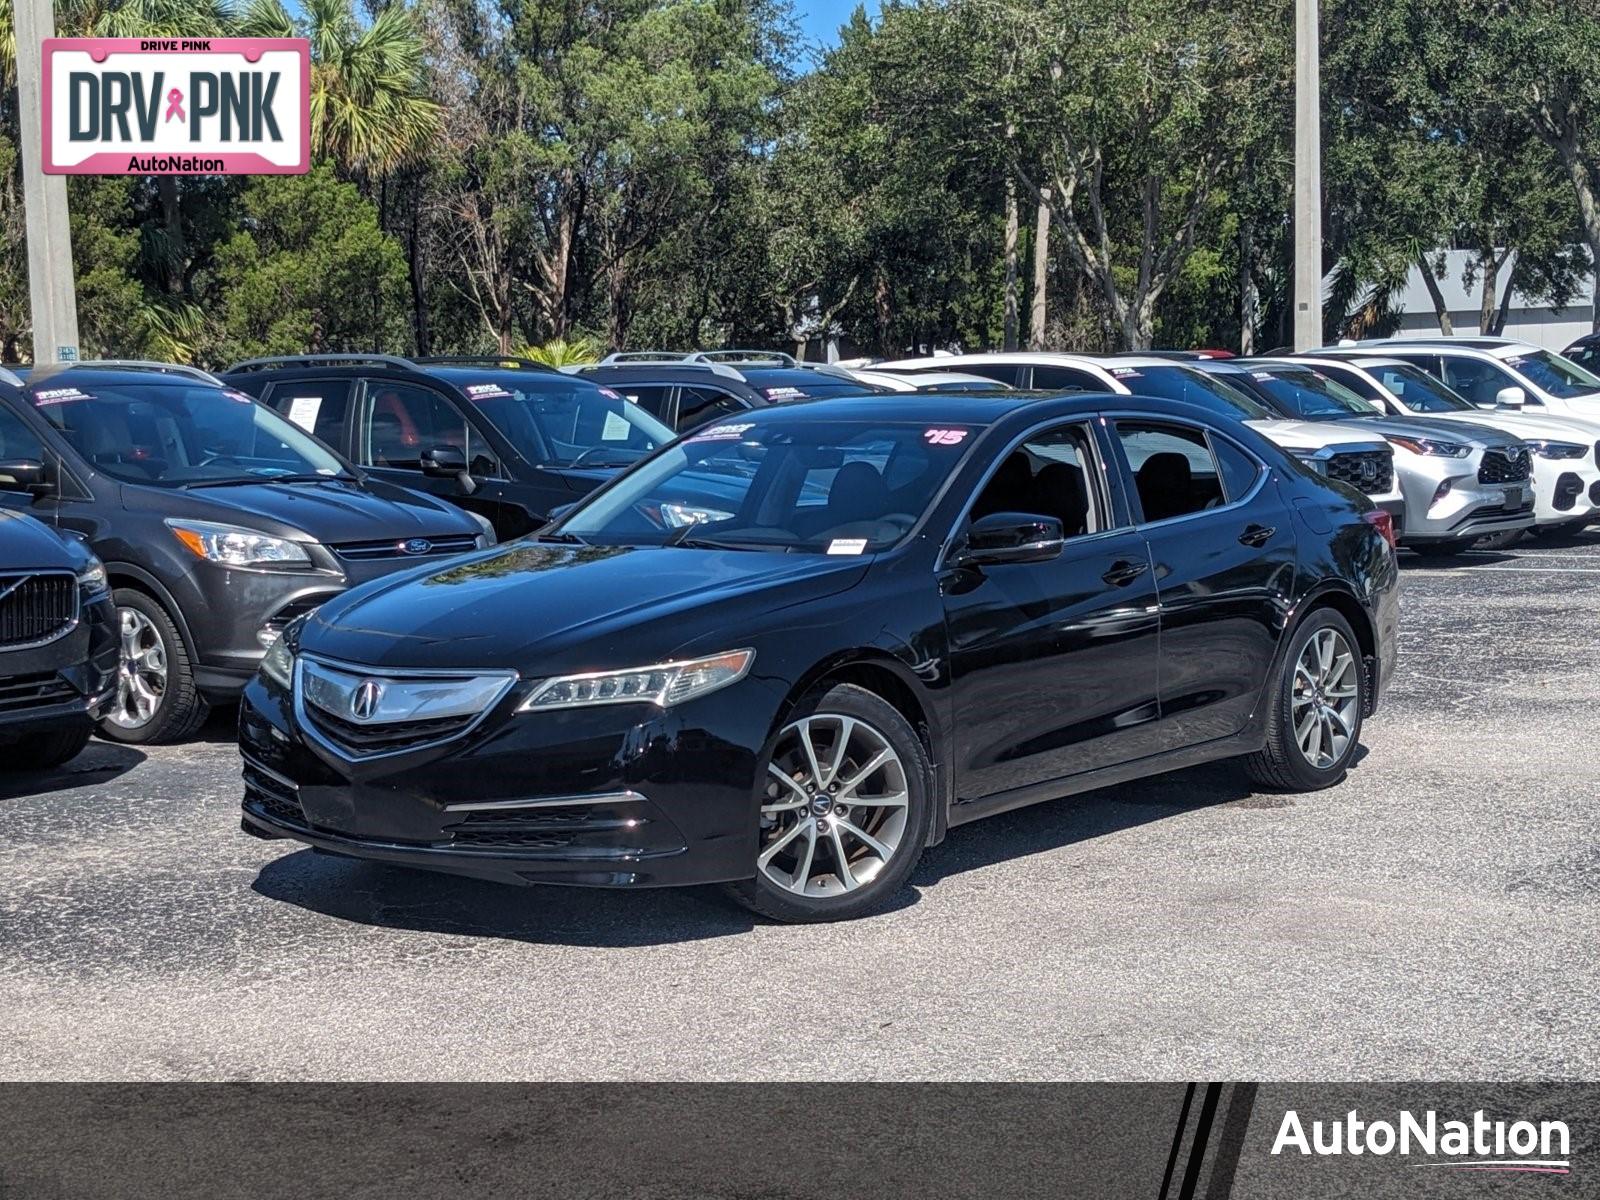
[{"xmin": 239, "ymin": 392, "xmax": 1399, "ymax": 922}]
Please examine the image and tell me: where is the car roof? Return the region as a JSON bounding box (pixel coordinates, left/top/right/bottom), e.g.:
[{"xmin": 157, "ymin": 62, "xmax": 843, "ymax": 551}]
[
  {"xmin": 1353, "ymin": 338, "xmax": 1538, "ymax": 360},
  {"xmin": 25, "ymin": 365, "xmax": 225, "ymax": 391},
  {"xmin": 878, "ymin": 351, "xmax": 1107, "ymax": 369},
  {"xmin": 1303, "ymin": 352, "xmax": 1411, "ymax": 369},
  {"xmin": 420, "ymin": 364, "xmax": 600, "ymax": 390},
  {"xmin": 738, "ymin": 388, "xmax": 1259, "ymax": 431}
]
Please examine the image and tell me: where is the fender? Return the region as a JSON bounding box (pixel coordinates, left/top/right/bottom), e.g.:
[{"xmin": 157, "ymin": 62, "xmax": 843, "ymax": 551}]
[
  {"xmin": 100, "ymin": 560, "xmax": 200, "ymax": 661},
  {"xmin": 1242, "ymin": 577, "xmax": 1378, "ymax": 742}
]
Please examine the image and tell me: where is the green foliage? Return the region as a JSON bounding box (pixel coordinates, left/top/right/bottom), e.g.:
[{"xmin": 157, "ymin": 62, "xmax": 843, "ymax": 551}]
[
  {"xmin": 206, "ymin": 164, "xmax": 407, "ymax": 361},
  {"xmin": 517, "ymin": 335, "xmax": 606, "ymax": 366}
]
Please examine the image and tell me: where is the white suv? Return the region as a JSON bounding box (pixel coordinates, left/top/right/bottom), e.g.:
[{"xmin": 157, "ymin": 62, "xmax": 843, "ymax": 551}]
[
  {"xmin": 1352, "ymin": 337, "xmax": 1600, "ymax": 418},
  {"xmin": 1303, "ymin": 352, "xmax": 1600, "ymax": 535},
  {"xmin": 875, "ymin": 352, "xmax": 1406, "ymax": 521}
]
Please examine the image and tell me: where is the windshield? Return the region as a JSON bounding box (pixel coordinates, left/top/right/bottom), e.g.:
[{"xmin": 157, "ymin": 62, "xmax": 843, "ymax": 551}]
[
  {"xmin": 31, "ymin": 379, "xmax": 349, "ymax": 486},
  {"xmin": 1114, "ymin": 365, "xmax": 1276, "ymax": 420},
  {"xmin": 1364, "ymin": 363, "xmax": 1475, "ymax": 413},
  {"xmin": 556, "ymin": 415, "xmax": 976, "ymax": 553},
  {"xmin": 1244, "ymin": 368, "xmax": 1381, "ymax": 421},
  {"xmin": 455, "ymin": 373, "xmax": 673, "ymax": 468},
  {"xmin": 1500, "ymin": 349, "xmax": 1600, "ymax": 399}
]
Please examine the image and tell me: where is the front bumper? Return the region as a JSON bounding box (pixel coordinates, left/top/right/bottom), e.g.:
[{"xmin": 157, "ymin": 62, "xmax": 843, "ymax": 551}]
[
  {"xmin": 237, "ymin": 666, "xmax": 781, "ymax": 888},
  {"xmin": 1529, "ymin": 458, "xmax": 1600, "ymax": 526},
  {"xmin": 1392, "ymin": 454, "xmax": 1535, "ymax": 545},
  {"xmin": 0, "ymin": 591, "xmax": 118, "ymax": 738}
]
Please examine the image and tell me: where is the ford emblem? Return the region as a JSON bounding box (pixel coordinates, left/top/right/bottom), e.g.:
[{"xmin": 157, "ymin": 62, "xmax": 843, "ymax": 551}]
[{"xmin": 400, "ymin": 538, "xmax": 432, "ymax": 555}]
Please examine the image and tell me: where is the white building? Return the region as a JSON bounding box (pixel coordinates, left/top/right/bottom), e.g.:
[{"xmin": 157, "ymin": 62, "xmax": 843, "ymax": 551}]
[{"xmin": 1382, "ymin": 248, "xmax": 1594, "ymax": 349}]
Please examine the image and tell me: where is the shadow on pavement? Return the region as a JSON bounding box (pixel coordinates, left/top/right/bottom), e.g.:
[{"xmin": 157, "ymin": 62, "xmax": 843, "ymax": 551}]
[{"xmin": 0, "ymin": 740, "xmax": 146, "ymax": 799}]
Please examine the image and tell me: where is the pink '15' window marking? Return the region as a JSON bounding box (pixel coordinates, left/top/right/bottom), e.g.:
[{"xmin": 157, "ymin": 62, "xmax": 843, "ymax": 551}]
[{"xmin": 923, "ymin": 428, "xmax": 968, "ymax": 445}]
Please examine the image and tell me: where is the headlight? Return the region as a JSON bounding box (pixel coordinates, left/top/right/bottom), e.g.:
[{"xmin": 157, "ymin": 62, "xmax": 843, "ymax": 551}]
[
  {"xmin": 1525, "ymin": 440, "xmax": 1587, "ymax": 460},
  {"xmin": 518, "ymin": 648, "xmax": 755, "ymax": 711},
  {"xmin": 1289, "ymin": 451, "xmax": 1327, "ymax": 476},
  {"xmin": 659, "ymin": 502, "xmax": 736, "ymax": 528},
  {"xmin": 75, "ymin": 556, "xmax": 108, "ymax": 596},
  {"xmin": 166, "ymin": 518, "xmax": 312, "ymax": 567},
  {"xmin": 259, "ymin": 634, "xmax": 295, "ymax": 688},
  {"xmin": 1385, "ymin": 436, "xmax": 1470, "ymax": 458}
]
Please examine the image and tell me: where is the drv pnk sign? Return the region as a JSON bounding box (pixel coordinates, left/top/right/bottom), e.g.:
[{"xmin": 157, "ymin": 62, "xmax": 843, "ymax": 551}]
[{"xmin": 42, "ymin": 38, "xmax": 309, "ymax": 175}]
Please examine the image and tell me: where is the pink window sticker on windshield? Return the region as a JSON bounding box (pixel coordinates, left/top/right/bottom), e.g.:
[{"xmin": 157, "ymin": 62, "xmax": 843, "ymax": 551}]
[
  {"xmin": 599, "ymin": 387, "xmax": 626, "ymax": 401},
  {"xmin": 827, "ymin": 538, "xmax": 868, "ymax": 555},
  {"xmin": 923, "ymin": 428, "xmax": 968, "ymax": 445},
  {"xmin": 33, "ymin": 387, "xmax": 92, "ymax": 406},
  {"xmin": 222, "ymin": 388, "xmax": 254, "ymax": 403},
  {"xmin": 465, "ymin": 382, "xmax": 511, "ymax": 400}
]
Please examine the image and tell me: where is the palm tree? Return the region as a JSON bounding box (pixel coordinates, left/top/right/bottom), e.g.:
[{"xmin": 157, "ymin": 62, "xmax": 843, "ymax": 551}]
[{"xmin": 237, "ymin": 0, "xmax": 440, "ymax": 178}]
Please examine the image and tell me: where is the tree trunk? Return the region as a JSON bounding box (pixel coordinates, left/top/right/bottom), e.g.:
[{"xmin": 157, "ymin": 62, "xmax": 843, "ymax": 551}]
[
  {"xmin": 407, "ymin": 195, "xmax": 430, "ymax": 355},
  {"xmin": 157, "ymin": 176, "xmax": 183, "ymax": 295},
  {"xmin": 1490, "ymin": 262, "xmax": 1517, "ymax": 337},
  {"xmin": 1542, "ymin": 132, "xmax": 1600, "ymax": 332},
  {"xmin": 1477, "ymin": 249, "xmax": 1499, "ymax": 336},
  {"xmin": 1415, "ymin": 253, "xmax": 1455, "ymax": 335},
  {"xmin": 1003, "ymin": 176, "xmax": 1020, "ymax": 351},
  {"xmin": 1028, "ymin": 190, "xmax": 1050, "ymax": 350},
  {"xmin": 1239, "ymin": 217, "xmax": 1258, "ymax": 356}
]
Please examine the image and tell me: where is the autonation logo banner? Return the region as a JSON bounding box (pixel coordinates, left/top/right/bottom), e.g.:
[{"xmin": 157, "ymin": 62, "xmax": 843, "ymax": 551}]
[
  {"xmin": 1273, "ymin": 1107, "xmax": 1571, "ymax": 1175},
  {"xmin": 41, "ymin": 37, "xmax": 308, "ymax": 175}
]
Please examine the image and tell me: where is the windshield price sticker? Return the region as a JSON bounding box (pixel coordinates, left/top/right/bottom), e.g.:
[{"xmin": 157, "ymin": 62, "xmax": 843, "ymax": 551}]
[
  {"xmin": 33, "ymin": 386, "xmax": 93, "ymax": 406},
  {"xmin": 465, "ymin": 383, "xmax": 512, "ymax": 401},
  {"xmin": 222, "ymin": 388, "xmax": 254, "ymax": 403},
  {"xmin": 827, "ymin": 538, "xmax": 868, "ymax": 556},
  {"xmin": 923, "ymin": 428, "xmax": 968, "ymax": 445},
  {"xmin": 1110, "ymin": 366, "xmax": 1142, "ymax": 378},
  {"xmin": 599, "ymin": 387, "xmax": 626, "ymax": 401},
  {"xmin": 691, "ymin": 422, "xmax": 756, "ymax": 442},
  {"xmin": 764, "ymin": 386, "xmax": 806, "ymax": 399}
]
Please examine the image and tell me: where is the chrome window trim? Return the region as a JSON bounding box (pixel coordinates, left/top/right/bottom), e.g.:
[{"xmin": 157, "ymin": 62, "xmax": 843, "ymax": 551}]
[
  {"xmin": 292, "ymin": 652, "xmax": 520, "ymax": 763},
  {"xmin": 0, "ymin": 570, "xmax": 81, "ymax": 651}
]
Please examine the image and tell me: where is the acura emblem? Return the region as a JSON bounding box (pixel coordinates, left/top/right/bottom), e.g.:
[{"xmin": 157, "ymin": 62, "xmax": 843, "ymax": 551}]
[
  {"xmin": 350, "ymin": 679, "xmax": 383, "ymax": 721},
  {"xmin": 400, "ymin": 538, "xmax": 432, "ymax": 555}
]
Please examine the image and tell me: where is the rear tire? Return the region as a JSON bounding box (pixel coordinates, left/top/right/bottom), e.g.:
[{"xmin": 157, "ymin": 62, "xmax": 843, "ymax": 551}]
[
  {"xmin": 1246, "ymin": 608, "xmax": 1365, "ymax": 792},
  {"xmin": 98, "ymin": 589, "xmax": 210, "ymax": 745},
  {"xmin": 2, "ymin": 725, "xmax": 92, "ymax": 771},
  {"xmin": 724, "ymin": 683, "xmax": 933, "ymax": 924}
]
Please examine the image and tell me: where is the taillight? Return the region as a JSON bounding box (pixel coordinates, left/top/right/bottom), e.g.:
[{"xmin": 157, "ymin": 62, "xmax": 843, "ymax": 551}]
[{"xmin": 1363, "ymin": 509, "xmax": 1397, "ymax": 550}]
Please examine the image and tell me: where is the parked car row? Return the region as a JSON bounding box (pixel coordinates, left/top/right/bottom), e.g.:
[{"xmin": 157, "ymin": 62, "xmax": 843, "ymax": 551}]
[{"xmin": 15, "ymin": 334, "xmax": 1591, "ymax": 922}]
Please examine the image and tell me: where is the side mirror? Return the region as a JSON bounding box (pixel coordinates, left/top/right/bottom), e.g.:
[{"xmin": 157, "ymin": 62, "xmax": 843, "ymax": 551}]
[
  {"xmin": 546, "ymin": 501, "xmax": 579, "ymax": 524},
  {"xmin": 955, "ymin": 512, "xmax": 1064, "ymax": 567},
  {"xmin": 0, "ymin": 458, "xmax": 52, "ymax": 497},
  {"xmin": 1494, "ymin": 386, "xmax": 1526, "ymax": 410},
  {"xmin": 419, "ymin": 444, "xmax": 478, "ymax": 495}
]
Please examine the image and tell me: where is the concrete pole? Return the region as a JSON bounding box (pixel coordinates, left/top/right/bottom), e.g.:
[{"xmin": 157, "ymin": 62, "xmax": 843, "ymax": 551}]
[
  {"xmin": 13, "ymin": 0, "xmax": 80, "ymax": 363},
  {"xmin": 1293, "ymin": 0, "xmax": 1322, "ymax": 352}
]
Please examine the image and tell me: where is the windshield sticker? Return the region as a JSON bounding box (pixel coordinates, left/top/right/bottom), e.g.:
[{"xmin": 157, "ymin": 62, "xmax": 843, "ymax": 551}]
[
  {"xmin": 691, "ymin": 422, "xmax": 756, "ymax": 442},
  {"xmin": 222, "ymin": 388, "xmax": 254, "ymax": 404},
  {"xmin": 285, "ymin": 396, "xmax": 322, "ymax": 431},
  {"xmin": 599, "ymin": 386, "xmax": 626, "ymax": 401},
  {"xmin": 1252, "ymin": 371, "xmax": 1273, "ymax": 380},
  {"xmin": 764, "ymin": 386, "xmax": 807, "ymax": 398},
  {"xmin": 923, "ymin": 428, "xmax": 969, "ymax": 445},
  {"xmin": 1110, "ymin": 367, "xmax": 1142, "ymax": 378},
  {"xmin": 600, "ymin": 411, "xmax": 632, "ymax": 441},
  {"xmin": 33, "ymin": 386, "xmax": 93, "ymax": 406},
  {"xmin": 1505, "ymin": 356, "xmax": 1527, "ymax": 368},
  {"xmin": 827, "ymin": 538, "xmax": 868, "ymax": 556},
  {"xmin": 465, "ymin": 382, "xmax": 512, "ymax": 401}
]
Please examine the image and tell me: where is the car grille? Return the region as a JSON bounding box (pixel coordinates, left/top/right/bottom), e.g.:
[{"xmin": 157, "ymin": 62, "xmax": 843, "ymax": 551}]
[
  {"xmin": 1325, "ymin": 450, "xmax": 1393, "ymax": 495},
  {"xmin": 332, "ymin": 534, "xmax": 478, "ymax": 562},
  {"xmin": 0, "ymin": 671, "xmax": 78, "ymax": 716},
  {"xmin": 1478, "ymin": 448, "xmax": 1531, "ymax": 484},
  {"xmin": 0, "ymin": 573, "xmax": 77, "ymax": 647},
  {"xmin": 301, "ymin": 702, "xmax": 477, "ymax": 757},
  {"xmin": 447, "ymin": 829, "xmax": 579, "ymax": 850},
  {"xmin": 241, "ymin": 757, "xmax": 307, "ymax": 827}
]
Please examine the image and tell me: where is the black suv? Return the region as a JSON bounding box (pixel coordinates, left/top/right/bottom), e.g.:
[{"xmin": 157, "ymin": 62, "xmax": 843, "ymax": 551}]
[
  {"xmin": 222, "ymin": 355, "xmax": 675, "ymax": 540},
  {"xmin": 0, "ymin": 504, "xmax": 117, "ymax": 772},
  {"xmin": 0, "ymin": 362, "xmax": 486, "ymax": 744},
  {"xmin": 577, "ymin": 351, "xmax": 888, "ymax": 432}
]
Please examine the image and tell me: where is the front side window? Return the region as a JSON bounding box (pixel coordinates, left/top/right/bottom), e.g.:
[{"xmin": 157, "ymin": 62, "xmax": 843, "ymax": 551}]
[
  {"xmin": 0, "ymin": 402, "xmax": 46, "ymax": 470},
  {"xmin": 1367, "ymin": 363, "xmax": 1475, "ymax": 413},
  {"xmin": 30, "ymin": 380, "xmax": 348, "ymax": 486},
  {"xmin": 1029, "ymin": 366, "xmax": 1104, "ymax": 393},
  {"xmin": 676, "ymin": 386, "xmax": 748, "ymax": 431},
  {"xmin": 608, "ymin": 383, "xmax": 673, "ymax": 420},
  {"xmin": 362, "ymin": 382, "xmax": 493, "ymax": 474},
  {"xmin": 1500, "ymin": 349, "xmax": 1600, "ymax": 399},
  {"xmin": 557, "ymin": 416, "xmax": 973, "ymax": 553},
  {"xmin": 1115, "ymin": 421, "xmax": 1225, "ymax": 522},
  {"xmin": 969, "ymin": 423, "xmax": 1101, "ymax": 538},
  {"xmin": 1439, "ymin": 357, "xmax": 1520, "ymax": 407}
]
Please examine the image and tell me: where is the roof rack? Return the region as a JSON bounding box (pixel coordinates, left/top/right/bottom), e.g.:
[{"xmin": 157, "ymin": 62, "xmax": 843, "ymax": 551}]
[
  {"xmin": 412, "ymin": 355, "xmax": 559, "ymax": 373},
  {"xmin": 585, "ymin": 353, "xmax": 747, "ymax": 382},
  {"xmin": 224, "ymin": 353, "xmax": 417, "ymax": 373},
  {"xmin": 599, "ymin": 351, "xmax": 690, "ymax": 364},
  {"xmin": 0, "ymin": 365, "xmax": 24, "ymax": 387},
  {"xmin": 29, "ymin": 359, "xmax": 224, "ymax": 385},
  {"xmin": 686, "ymin": 349, "xmax": 797, "ymax": 367}
]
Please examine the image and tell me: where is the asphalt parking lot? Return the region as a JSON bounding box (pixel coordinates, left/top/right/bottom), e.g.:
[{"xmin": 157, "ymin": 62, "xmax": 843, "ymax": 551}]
[{"xmin": 2, "ymin": 537, "xmax": 1598, "ymax": 1082}]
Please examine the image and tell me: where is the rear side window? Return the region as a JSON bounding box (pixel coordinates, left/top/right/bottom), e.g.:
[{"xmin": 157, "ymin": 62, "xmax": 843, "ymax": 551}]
[
  {"xmin": 1028, "ymin": 366, "xmax": 1103, "ymax": 393},
  {"xmin": 611, "ymin": 384, "xmax": 673, "ymax": 420},
  {"xmin": 676, "ymin": 386, "xmax": 748, "ymax": 431},
  {"xmin": 1212, "ymin": 435, "xmax": 1263, "ymax": 501},
  {"xmin": 270, "ymin": 380, "xmax": 352, "ymax": 447},
  {"xmin": 1115, "ymin": 421, "xmax": 1225, "ymax": 522}
]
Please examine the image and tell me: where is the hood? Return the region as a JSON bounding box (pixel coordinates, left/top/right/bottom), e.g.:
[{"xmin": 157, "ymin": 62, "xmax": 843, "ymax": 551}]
[
  {"xmin": 0, "ymin": 508, "xmax": 78, "ymax": 570},
  {"xmin": 299, "ymin": 541, "xmax": 870, "ymax": 672},
  {"xmin": 1246, "ymin": 419, "xmax": 1389, "ymax": 452},
  {"xmin": 122, "ymin": 476, "xmax": 479, "ymax": 544},
  {"xmin": 1334, "ymin": 414, "xmax": 1519, "ymax": 450},
  {"xmin": 1422, "ymin": 409, "xmax": 1600, "ymax": 443}
]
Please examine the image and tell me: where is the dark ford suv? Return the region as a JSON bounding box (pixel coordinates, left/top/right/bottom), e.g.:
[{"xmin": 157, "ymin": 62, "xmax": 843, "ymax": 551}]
[
  {"xmin": 0, "ymin": 505, "xmax": 117, "ymax": 772},
  {"xmin": 0, "ymin": 363, "xmax": 486, "ymax": 744},
  {"xmin": 223, "ymin": 355, "xmax": 675, "ymax": 540}
]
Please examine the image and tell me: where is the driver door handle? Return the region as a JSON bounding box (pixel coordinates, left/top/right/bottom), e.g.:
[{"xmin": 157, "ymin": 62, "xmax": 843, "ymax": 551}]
[
  {"xmin": 1102, "ymin": 559, "xmax": 1149, "ymax": 587},
  {"xmin": 1238, "ymin": 524, "xmax": 1276, "ymax": 547}
]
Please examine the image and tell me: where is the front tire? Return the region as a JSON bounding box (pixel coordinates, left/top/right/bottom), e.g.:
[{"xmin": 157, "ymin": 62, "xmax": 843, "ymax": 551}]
[
  {"xmin": 98, "ymin": 589, "xmax": 209, "ymax": 745},
  {"xmin": 1, "ymin": 725, "xmax": 92, "ymax": 771},
  {"xmin": 1474, "ymin": 528, "xmax": 1526, "ymax": 550},
  {"xmin": 724, "ymin": 683, "xmax": 933, "ymax": 923},
  {"xmin": 1246, "ymin": 608, "xmax": 1365, "ymax": 792}
]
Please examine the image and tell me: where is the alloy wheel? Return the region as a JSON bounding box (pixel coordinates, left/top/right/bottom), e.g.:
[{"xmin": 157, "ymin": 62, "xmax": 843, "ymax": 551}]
[
  {"xmin": 1291, "ymin": 627, "xmax": 1359, "ymax": 770},
  {"xmin": 758, "ymin": 713, "xmax": 910, "ymax": 898},
  {"xmin": 107, "ymin": 607, "xmax": 167, "ymax": 730}
]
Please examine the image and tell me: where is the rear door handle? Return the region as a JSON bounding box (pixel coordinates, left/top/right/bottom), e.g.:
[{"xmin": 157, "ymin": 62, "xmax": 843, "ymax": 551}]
[
  {"xmin": 1238, "ymin": 524, "xmax": 1276, "ymax": 547},
  {"xmin": 1102, "ymin": 559, "xmax": 1149, "ymax": 587}
]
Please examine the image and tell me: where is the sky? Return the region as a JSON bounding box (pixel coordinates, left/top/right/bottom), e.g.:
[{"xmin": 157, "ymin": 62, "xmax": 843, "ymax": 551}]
[{"xmin": 791, "ymin": 0, "xmax": 872, "ymax": 61}]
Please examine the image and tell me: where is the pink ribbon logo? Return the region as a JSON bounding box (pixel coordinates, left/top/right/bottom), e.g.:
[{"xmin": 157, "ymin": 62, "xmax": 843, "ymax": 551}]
[{"xmin": 164, "ymin": 88, "xmax": 185, "ymax": 123}]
